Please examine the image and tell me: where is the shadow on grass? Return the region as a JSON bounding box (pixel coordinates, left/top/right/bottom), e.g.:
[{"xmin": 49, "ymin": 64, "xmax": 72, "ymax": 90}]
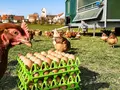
[
  {"xmin": 70, "ymin": 38, "xmax": 81, "ymax": 40},
  {"xmin": 80, "ymin": 32, "xmax": 102, "ymax": 36},
  {"xmin": 114, "ymin": 45, "xmax": 120, "ymax": 48},
  {"xmin": 67, "ymin": 48, "xmax": 78, "ymax": 54},
  {"xmin": 8, "ymin": 60, "xmax": 18, "ymax": 66},
  {"xmin": 79, "ymin": 66, "xmax": 109, "ymax": 90},
  {"xmin": 0, "ymin": 75, "xmax": 18, "ymax": 90},
  {"xmin": 82, "ymin": 32, "xmax": 120, "ymax": 37},
  {"xmin": 33, "ymin": 39, "xmax": 42, "ymax": 42}
]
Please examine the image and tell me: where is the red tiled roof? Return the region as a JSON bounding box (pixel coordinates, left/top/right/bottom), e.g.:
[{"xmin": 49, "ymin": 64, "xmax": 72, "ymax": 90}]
[{"xmin": 13, "ymin": 16, "xmax": 24, "ymax": 20}]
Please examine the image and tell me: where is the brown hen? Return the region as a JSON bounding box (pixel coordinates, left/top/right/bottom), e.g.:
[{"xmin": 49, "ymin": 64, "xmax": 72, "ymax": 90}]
[
  {"xmin": 0, "ymin": 22, "xmax": 31, "ymax": 79},
  {"xmin": 107, "ymin": 32, "xmax": 118, "ymax": 48},
  {"xmin": 101, "ymin": 32, "xmax": 108, "ymax": 42},
  {"xmin": 53, "ymin": 30, "xmax": 71, "ymax": 52}
]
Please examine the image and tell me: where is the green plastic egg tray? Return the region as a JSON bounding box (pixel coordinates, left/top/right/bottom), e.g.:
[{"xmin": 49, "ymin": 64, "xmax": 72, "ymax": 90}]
[{"xmin": 16, "ymin": 55, "xmax": 81, "ymax": 90}]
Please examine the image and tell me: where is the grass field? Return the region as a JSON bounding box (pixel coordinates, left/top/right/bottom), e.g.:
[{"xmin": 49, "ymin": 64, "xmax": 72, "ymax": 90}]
[{"xmin": 0, "ymin": 24, "xmax": 120, "ymax": 90}]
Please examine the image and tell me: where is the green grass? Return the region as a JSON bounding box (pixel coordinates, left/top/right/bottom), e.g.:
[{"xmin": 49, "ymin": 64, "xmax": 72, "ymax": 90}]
[
  {"xmin": 0, "ymin": 24, "xmax": 120, "ymax": 90},
  {"xmin": 28, "ymin": 24, "xmax": 64, "ymax": 31}
]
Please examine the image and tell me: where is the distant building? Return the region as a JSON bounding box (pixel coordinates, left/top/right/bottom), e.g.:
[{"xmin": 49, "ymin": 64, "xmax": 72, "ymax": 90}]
[
  {"xmin": 41, "ymin": 8, "xmax": 47, "ymax": 18},
  {"xmin": 1, "ymin": 14, "xmax": 9, "ymax": 23},
  {"xmin": 1, "ymin": 14, "xmax": 24, "ymax": 23},
  {"xmin": 13, "ymin": 16, "xmax": 24, "ymax": 23},
  {"xmin": 28, "ymin": 13, "xmax": 39, "ymax": 23},
  {"xmin": 47, "ymin": 15, "xmax": 56, "ymax": 20},
  {"xmin": 46, "ymin": 13, "xmax": 65, "ymax": 24}
]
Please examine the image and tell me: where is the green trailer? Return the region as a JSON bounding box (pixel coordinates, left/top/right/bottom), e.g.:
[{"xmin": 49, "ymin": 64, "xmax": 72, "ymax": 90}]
[
  {"xmin": 65, "ymin": 0, "xmax": 77, "ymax": 25},
  {"xmin": 65, "ymin": 0, "xmax": 120, "ymax": 29}
]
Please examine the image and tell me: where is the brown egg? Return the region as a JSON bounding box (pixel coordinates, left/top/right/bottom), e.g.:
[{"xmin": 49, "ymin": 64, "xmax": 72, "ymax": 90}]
[
  {"xmin": 61, "ymin": 52, "xmax": 66, "ymax": 56},
  {"xmin": 18, "ymin": 54, "xmax": 26, "ymax": 61},
  {"xmin": 57, "ymin": 51, "xmax": 63, "ymax": 55},
  {"xmin": 56, "ymin": 76, "xmax": 60, "ymax": 82},
  {"xmin": 47, "ymin": 78, "xmax": 52, "ymax": 85},
  {"xmin": 64, "ymin": 75, "xmax": 68, "ymax": 80},
  {"xmin": 34, "ymin": 52, "xmax": 39, "ymax": 56},
  {"xmin": 51, "ymin": 88, "xmax": 59, "ymax": 90},
  {"xmin": 53, "ymin": 57, "xmax": 60, "ymax": 63},
  {"xmin": 33, "ymin": 72, "xmax": 39, "ymax": 77},
  {"xmin": 72, "ymin": 73, "xmax": 76, "ymax": 78},
  {"xmin": 44, "ymin": 71, "xmax": 49, "ymax": 75},
  {"xmin": 61, "ymin": 57, "xmax": 68, "ymax": 63},
  {"xmin": 60, "ymin": 85, "xmax": 67, "ymax": 90},
  {"xmin": 71, "ymin": 84, "xmax": 75, "ymax": 88},
  {"xmin": 64, "ymin": 53, "xmax": 70, "ymax": 57},
  {"xmin": 50, "ymin": 52, "xmax": 56, "ymax": 56},
  {"xmin": 41, "ymin": 51, "xmax": 47, "ymax": 56},
  {"xmin": 69, "ymin": 54, "xmax": 75, "ymax": 60},
  {"xmin": 71, "ymin": 66, "xmax": 75, "ymax": 70},
  {"xmin": 28, "ymin": 82, "xmax": 33, "ymax": 89},
  {"xmin": 29, "ymin": 56, "xmax": 37, "ymax": 62},
  {"xmin": 18, "ymin": 54, "xmax": 27, "ymax": 60},
  {"xmin": 53, "ymin": 53, "xmax": 58, "ymax": 57},
  {"xmin": 56, "ymin": 54, "xmax": 63, "ymax": 59},
  {"xmin": 54, "ymin": 50, "xmax": 58, "ymax": 53},
  {"xmin": 39, "ymin": 55, "xmax": 46, "ymax": 61},
  {"xmin": 26, "ymin": 52, "xmax": 33, "ymax": 58},
  {"xmin": 46, "ymin": 54, "xmax": 52, "ymax": 58},
  {"xmin": 46, "ymin": 54, "xmax": 60, "ymax": 64},
  {"xmin": 59, "ymin": 68, "xmax": 66, "ymax": 72},
  {"xmin": 44, "ymin": 57, "xmax": 52, "ymax": 65},
  {"xmin": 52, "ymin": 69, "xmax": 58, "ymax": 73},
  {"xmin": 47, "ymin": 54, "xmax": 55, "ymax": 59},
  {"xmin": 22, "ymin": 58, "xmax": 33, "ymax": 69},
  {"xmin": 34, "ymin": 58, "xmax": 42, "ymax": 66},
  {"xmin": 38, "ymin": 80, "xmax": 42, "ymax": 86},
  {"xmin": 47, "ymin": 49, "xmax": 54, "ymax": 54},
  {"xmin": 34, "ymin": 53, "xmax": 46, "ymax": 61}
]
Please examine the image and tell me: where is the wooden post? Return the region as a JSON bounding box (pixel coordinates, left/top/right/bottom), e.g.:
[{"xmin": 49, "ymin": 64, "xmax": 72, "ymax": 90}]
[
  {"xmin": 93, "ymin": 24, "xmax": 96, "ymax": 37},
  {"xmin": 78, "ymin": 25, "xmax": 80, "ymax": 32}
]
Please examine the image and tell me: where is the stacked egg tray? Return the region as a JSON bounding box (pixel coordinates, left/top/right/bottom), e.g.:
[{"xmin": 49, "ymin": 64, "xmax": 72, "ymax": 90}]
[{"xmin": 16, "ymin": 50, "xmax": 81, "ymax": 90}]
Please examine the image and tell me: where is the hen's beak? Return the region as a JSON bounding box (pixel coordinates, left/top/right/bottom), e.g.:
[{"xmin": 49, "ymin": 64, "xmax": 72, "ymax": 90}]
[
  {"xmin": 19, "ymin": 37, "xmax": 32, "ymax": 47},
  {"xmin": 24, "ymin": 41, "xmax": 32, "ymax": 47}
]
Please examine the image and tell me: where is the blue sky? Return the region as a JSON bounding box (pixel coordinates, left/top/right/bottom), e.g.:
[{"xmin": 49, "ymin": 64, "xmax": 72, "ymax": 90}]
[{"xmin": 0, "ymin": 0, "xmax": 65, "ymax": 18}]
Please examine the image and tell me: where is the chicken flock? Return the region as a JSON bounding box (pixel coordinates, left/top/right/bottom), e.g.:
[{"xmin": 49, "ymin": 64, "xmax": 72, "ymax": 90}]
[
  {"xmin": 101, "ymin": 30, "xmax": 118, "ymax": 48},
  {"xmin": 44, "ymin": 29, "xmax": 81, "ymax": 39},
  {"xmin": 0, "ymin": 22, "xmax": 119, "ymax": 80}
]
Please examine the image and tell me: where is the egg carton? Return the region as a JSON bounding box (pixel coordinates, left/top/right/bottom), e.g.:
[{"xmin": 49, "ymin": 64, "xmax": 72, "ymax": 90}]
[
  {"xmin": 17, "ymin": 72, "xmax": 80, "ymax": 90},
  {"xmin": 16, "ymin": 52, "xmax": 81, "ymax": 90},
  {"xmin": 17, "ymin": 57, "xmax": 80, "ymax": 81}
]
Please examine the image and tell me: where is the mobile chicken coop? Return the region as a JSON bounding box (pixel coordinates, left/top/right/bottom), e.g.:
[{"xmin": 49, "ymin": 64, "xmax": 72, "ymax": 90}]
[{"xmin": 65, "ymin": 0, "xmax": 120, "ymax": 33}]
